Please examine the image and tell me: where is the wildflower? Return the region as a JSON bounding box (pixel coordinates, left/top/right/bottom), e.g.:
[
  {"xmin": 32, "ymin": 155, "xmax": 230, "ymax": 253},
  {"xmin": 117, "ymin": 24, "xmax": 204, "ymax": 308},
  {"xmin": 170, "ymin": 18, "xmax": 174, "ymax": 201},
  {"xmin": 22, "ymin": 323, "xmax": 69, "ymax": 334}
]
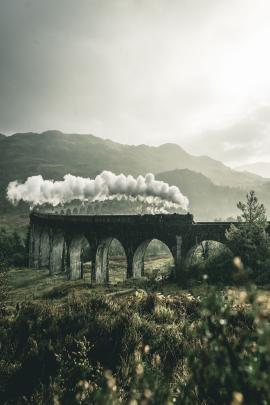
[
  {"xmin": 144, "ymin": 388, "xmax": 152, "ymax": 399},
  {"xmin": 144, "ymin": 344, "xmax": 150, "ymax": 354},
  {"xmin": 104, "ymin": 369, "xmax": 113, "ymax": 379},
  {"xmin": 53, "ymin": 395, "xmax": 60, "ymax": 405},
  {"xmin": 107, "ymin": 376, "xmax": 116, "ymax": 389},
  {"xmin": 134, "ymin": 350, "xmax": 141, "ymax": 362},
  {"xmin": 231, "ymin": 391, "xmax": 244, "ymax": 405},
  {"xmin": 136, "ymin": 363, "xmax": 144, "ymax": 375},
  {"xmin": 219, "ymin": 319, "xmax": 227, "ymax": 325},
  {"xmin": 233, "ymin": 257, "xmax": 244, "ymax": 271},
  {"xmin": 256, "ymin": 294, "xmax": 266, "ymax": 304},
  {"xmin": 239, "ymin": 290, "xmax": 247, "ymax": 303},
  {"xmin": 153, "ymin": 353, "xmax": 161, "ymax": 366}
]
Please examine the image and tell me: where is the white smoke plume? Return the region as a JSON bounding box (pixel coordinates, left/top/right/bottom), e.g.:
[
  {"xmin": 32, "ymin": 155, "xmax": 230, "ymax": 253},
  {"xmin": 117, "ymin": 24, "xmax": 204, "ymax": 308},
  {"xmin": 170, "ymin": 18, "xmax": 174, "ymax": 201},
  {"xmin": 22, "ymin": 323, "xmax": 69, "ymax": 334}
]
[{"xmin": 6, "ymin": 171, "xmax": 189, "ymax": 210}]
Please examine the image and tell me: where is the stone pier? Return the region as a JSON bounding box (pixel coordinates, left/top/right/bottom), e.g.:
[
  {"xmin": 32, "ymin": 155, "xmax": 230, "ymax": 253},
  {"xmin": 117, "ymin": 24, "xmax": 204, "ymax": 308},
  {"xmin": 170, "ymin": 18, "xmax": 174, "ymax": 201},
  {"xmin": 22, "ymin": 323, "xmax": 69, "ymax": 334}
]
[{"xmin": 29, "ymin": 212, "xmax": 266, "ymax": 283}]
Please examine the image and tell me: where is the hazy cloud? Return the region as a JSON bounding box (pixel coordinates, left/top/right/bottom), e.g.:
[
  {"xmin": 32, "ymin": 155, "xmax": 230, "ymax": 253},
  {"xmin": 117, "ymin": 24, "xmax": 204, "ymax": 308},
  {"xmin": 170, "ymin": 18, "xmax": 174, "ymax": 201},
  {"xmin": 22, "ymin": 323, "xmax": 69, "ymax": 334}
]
[
  {"xmin": 1, "ymin": 0, "xmax": 270, "ymax": 165},
  {"xmin": 186, "ymin": 107, "xmax": 270, "ymax": 166}
]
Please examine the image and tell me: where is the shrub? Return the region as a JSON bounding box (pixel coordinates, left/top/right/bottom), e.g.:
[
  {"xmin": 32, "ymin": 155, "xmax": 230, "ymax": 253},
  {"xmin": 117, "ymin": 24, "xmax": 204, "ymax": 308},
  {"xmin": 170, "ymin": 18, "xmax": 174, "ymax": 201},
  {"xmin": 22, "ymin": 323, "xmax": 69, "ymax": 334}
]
[
  {"xmin": 226, "ymin": 191, "xmax": 270, "ymax": 277},
  {"xmin": 0, "ymin": 227, "xmax": 27, "ymax": 266},
  {"xmin": 1, "ymin": 286, "xmax": 270, "ymax": 403},
  {"xmin": 179, "ymin": 285, "xmax": 270, "ymax": 404},
  {"xmin": 0, "ymin": 253, "xmax": 8, "ymax": 315}
]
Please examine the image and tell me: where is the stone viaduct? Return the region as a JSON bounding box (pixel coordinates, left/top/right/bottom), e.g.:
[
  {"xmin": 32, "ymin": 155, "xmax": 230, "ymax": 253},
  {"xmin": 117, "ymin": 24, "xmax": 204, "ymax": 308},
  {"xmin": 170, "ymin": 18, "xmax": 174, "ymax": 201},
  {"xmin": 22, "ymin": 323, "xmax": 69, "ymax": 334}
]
[{"xmin": 29, "ymin": 211, "xmax": 254, "ymax": 283}]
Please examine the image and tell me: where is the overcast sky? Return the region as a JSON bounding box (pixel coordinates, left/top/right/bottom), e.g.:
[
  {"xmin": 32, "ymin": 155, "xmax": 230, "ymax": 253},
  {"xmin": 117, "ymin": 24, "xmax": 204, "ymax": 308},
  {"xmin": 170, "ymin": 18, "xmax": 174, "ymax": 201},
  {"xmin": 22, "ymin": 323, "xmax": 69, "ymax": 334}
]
[{"xmin": 1, "ymin": 0, "xmax": 270, "ymax": 167}]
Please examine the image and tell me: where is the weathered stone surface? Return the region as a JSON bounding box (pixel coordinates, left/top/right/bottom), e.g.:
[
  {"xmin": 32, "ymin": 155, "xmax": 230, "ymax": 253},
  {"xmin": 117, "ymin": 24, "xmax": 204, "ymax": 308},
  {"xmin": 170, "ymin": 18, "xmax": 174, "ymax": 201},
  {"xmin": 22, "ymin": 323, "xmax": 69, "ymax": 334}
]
[
  {"xmin": 133, "ymin": 240, "xmax": 149, "ymax": 278},
  {"xmin": 29, "ymin": 223, "xmax": 42, "ymax": 269},
  {"xmin": 49, "ymin": 230, "xmax": 64, "ymax": 274},
  {"xmin": 29, "ymin": 212, "xmax": 270, "ymax": 283},
  {"xmin": 39, "ymin": 227, "xmax": 51, "ymax": 268},
  {"xmin": 95, "ymin": 238, "xmax": 111, "ymax": 283},
  {"xmin": 68, "ymin": 235, "xmax": 90, "ymax": 280}
]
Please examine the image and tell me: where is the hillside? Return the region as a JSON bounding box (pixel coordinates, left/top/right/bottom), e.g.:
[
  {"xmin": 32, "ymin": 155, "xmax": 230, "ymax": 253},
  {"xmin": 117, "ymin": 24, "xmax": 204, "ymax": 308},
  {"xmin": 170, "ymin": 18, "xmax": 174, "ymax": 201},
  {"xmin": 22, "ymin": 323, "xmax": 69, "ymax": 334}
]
[
  {"xmin": 0, "ymin": 130, "xmax": 269, "ymax": 223},
  {"xmin": 157, "ymin": 169, "xmax": 245, "ymax": 220},
  {"xmin": 0, "ymin": 130, "xmax": 265, "ymax": 186},
  {"xmin": 237, "ymin": 162, "xmax": 270, "ymax": 178}
]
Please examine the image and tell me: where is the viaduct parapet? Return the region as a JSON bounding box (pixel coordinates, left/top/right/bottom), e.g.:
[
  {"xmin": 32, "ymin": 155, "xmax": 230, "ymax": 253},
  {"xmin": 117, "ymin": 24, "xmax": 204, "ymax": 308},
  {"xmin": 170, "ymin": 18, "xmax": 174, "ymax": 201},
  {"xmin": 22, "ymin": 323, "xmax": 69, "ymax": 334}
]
[{"xmin": 29, "ymin": 212, "xmax": 269, "ymax": 283}]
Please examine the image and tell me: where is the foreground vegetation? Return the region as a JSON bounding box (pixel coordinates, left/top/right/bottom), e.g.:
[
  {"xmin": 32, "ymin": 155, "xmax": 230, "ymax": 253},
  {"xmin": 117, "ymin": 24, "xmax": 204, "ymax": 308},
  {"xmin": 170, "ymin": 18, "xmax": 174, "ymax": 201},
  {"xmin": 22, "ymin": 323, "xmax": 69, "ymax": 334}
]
[
  {"xmin": 1, "ymin": 191, "xmax": 270, "ymax": 404},
  {"xmin": 1, "ymin": 268, "xmax": 270, "ymax": 404}
]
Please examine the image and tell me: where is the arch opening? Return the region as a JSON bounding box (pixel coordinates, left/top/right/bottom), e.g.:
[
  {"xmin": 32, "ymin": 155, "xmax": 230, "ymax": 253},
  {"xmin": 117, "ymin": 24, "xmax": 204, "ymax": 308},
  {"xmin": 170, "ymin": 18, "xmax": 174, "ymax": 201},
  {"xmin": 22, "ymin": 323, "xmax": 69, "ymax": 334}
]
[
  {"xmin": 79, "ymin": 206, "xmax": 86, "ymax": 215},
  {"xmin": 186, "ymin": 240, "xmax": 233, "ymax": 267},
  {"xmin": 185, "ymin": 240, "xmax": 234, "ymax": 282},
  {"xmin": 87, "ymin": 205, "xmax": 92, "ymax": 214},
  {"xmin": 68, "ymin": 235, "xmax": 91, "ymax": 281},
  {"xmin": 133, "ymin": 239, "xmax": 174, "ymax": 281},
  {"xmin": 95, "ymin": 238, "xmax": 127, "ymax": 284},
  {"xmin": 108, "ymin": 239, "xmax": 127, "ymax": 284}
]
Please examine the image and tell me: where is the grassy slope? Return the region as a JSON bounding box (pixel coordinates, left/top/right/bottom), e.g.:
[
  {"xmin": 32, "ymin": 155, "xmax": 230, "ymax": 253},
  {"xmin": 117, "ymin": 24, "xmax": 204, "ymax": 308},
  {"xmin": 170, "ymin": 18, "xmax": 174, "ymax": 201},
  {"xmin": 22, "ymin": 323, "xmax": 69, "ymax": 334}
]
[
  {"xmin": 8, "ymin": 262, "xmax": 270, "ymax": 310},
  {"xmin": 7, "ymin": 256, "xmax": 173, "ymax": 305}
]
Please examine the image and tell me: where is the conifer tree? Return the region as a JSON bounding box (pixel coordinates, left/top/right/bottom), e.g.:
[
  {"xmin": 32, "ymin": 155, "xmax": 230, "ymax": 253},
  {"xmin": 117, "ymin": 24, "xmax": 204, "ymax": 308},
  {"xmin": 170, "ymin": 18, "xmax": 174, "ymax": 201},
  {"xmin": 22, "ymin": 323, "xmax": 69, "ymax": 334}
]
[{"xmin": 226, "ymin": 190, "xmax": 270, "ymax": 271}]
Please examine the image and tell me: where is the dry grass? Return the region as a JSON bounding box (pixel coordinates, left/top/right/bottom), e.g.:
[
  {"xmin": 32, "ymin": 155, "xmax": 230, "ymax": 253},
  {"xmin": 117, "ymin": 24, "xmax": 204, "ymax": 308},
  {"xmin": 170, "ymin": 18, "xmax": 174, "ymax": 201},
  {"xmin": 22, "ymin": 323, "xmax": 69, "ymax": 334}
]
[
  {"xmin": 7, "ymin": 260, "xmax": 270, "ymax": 319},
  {"xmin": 6, "ymin": 255, "xmax": 171, "ymax": 303}
]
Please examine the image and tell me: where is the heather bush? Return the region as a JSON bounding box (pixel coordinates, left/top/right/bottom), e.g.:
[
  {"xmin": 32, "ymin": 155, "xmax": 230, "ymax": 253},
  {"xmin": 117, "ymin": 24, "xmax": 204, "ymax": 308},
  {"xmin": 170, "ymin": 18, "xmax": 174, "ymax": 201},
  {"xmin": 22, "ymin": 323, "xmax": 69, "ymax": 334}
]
[
  {"xmin": 179, "ymin": 285, "xmax": 270, "ymax": 404},
  {"xmin": 1, "ymin": 284, "xmax": 270, "ymax": 404}
]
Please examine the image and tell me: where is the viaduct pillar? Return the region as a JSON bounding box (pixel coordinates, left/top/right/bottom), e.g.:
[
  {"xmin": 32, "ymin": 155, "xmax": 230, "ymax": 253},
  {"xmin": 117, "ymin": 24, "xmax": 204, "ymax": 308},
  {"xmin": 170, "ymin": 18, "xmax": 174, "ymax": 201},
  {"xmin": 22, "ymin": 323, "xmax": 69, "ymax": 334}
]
[{"xmin": 29, "ymin": 212, "xmax": 248, "ymax": 284}]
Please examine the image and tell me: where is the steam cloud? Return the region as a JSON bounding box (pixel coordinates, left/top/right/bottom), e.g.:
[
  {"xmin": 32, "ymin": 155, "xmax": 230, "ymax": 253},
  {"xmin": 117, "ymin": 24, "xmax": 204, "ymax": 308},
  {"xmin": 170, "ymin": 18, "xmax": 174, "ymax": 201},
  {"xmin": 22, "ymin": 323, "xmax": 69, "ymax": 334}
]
[{"xmin": 6, "ymin": 171, "xmax": 189, "ymax": 210}]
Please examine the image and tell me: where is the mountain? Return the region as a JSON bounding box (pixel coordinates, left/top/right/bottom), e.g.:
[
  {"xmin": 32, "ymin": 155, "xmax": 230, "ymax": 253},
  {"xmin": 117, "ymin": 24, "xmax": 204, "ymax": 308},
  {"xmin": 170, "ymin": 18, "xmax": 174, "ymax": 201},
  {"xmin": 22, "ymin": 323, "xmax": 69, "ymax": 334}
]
[
  {"xmin": 0, "ymin": 130, "xmax": 269, "ymax": 224},
  {"xmin": 0, "ymin": 134, "xmax": 6, "ymax": 140},
  {"xmin": 236, "ymin": 162, "xmax": 270, "ymax": 179},
  {"xmin": 157, "ymin": 169, "xmax": 270, "ymax": 221},
  {"xmin": 0, "ymin": 130, "xmax": 265, "ymax": 186},
  {"xmin": 157, "ymin": 169, "xmax": 245, "ymax": 220}
]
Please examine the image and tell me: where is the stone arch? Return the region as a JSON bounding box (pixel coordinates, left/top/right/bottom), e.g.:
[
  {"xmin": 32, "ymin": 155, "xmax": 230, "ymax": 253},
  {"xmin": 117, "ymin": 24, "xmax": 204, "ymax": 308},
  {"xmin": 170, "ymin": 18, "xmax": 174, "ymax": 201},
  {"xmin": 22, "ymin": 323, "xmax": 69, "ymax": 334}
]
[
  {"xmin": 95, "ymin": 237, "xmax": 127, "ymax": 284},
  {"xmin": 186, "ymin": 239, "xmax": 233, "ymax": 268},
  {"xmin": 133, "ymin": 239, "xmax": 174, "ymax": 279},
  {"xmin": 107, "ymin": 238, "xmax": 127, "ymax": 284},
  {"xmin": 87, "ymin": 205, "xmax": 93, "ymax": 214},
  {"xmin": 133, "ymin": 240, "xmax": 149, "ymax": 278},
  {"xmin": 66, "ymin": 208, "xmax": 71, "ymax": 215},
  {"xmin": 68, "ymin": 235, "xmax": 91, "ymax": 280},
  {"xmin": 73, "ymin": 207, "xmax": 78, "ymax": 215},
  {"xmin": 60, "ymin": 209, "xmax": 65, "ymax": 215},
  {"xmin": 79, "ymin": 205, "xmax": 86, "ymax": 215}
]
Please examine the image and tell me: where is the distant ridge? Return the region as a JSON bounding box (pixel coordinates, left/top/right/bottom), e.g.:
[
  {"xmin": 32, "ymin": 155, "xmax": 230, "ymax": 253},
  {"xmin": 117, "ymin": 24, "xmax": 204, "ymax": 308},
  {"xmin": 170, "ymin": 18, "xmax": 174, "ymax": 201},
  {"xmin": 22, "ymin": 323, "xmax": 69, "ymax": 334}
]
[
  {"xmin": 0, "ymin": 130, "xmax": 265, "ymax": 186},
  {"xmin": 0, "ymin": 130, "xmax": 270, "ymax": 221},
  {"xmin": 236, "ymin": 162, "xmax": 270, "ymax": 179},
  {"xmin": 157, "ymin": 169, "xmax": 244, "ymax": 220}
]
